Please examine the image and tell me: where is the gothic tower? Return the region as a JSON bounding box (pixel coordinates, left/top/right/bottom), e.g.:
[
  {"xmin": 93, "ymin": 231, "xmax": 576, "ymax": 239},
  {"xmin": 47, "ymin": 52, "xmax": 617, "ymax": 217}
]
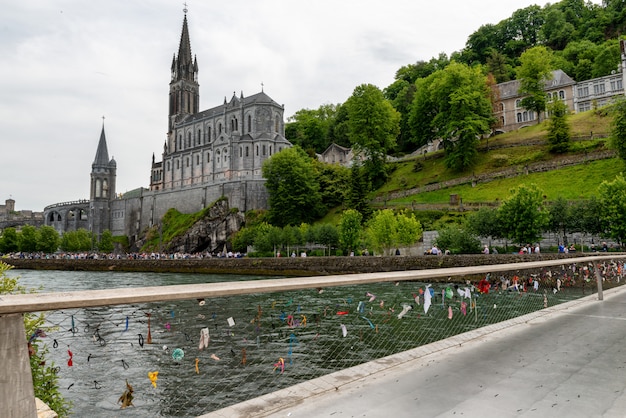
[
  {"xmin": 168, "ymin": 12, "xmax": 199, "ymax": 133},
  {"xmin": 89, "ymin": 123, "xmax": 116, "ymax": 238}
]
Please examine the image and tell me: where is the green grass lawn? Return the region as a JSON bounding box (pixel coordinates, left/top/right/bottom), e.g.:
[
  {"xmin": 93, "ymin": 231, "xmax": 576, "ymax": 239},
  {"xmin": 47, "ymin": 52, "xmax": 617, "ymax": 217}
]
[{"xmin": 389, "ymin": 158, "xmax": 625, "ymax": 204}]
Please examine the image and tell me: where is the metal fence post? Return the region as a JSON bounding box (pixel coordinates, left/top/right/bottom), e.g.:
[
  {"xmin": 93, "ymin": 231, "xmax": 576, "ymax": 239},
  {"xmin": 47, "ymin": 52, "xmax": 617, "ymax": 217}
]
[
  {"xmin": 0, "ymin": 313, "xmax": 37, "ymax": 418},
  {"xmin": 595, "ymin": 263, "xmax": 604, "ymax": 301}
]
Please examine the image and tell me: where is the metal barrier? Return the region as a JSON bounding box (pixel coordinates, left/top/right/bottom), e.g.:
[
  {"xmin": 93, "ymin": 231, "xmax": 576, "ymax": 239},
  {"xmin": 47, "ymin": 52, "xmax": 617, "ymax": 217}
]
[{"xmin": 1, "ymin": 255, "xmax": 624, "ymax": 417}]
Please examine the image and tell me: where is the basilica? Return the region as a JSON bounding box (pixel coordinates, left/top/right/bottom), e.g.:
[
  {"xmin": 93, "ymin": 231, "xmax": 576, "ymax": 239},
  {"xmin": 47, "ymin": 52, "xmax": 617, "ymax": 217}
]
[{"xmin": 44, "ymin": 13, "xmax": 291, "ymax": 246}]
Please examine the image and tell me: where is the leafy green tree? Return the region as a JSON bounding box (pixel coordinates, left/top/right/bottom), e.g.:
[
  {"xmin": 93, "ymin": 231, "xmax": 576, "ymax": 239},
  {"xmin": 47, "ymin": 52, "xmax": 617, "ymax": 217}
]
[
  {"xmin": 547, "ymin": 98, "xmax": 571, "ymax": 153},
  {"xmin": 317, "ymin": 224, "xmax": 339, "ymax": 256},
  {"xmin": 346, "ymin": 163, "xmax": 372, "ymax": 220},
  {"xmin": 37, "ymin": 226, "xmax": 60, "ymax": 253},
  {"xmin": 262, "ymin": 146, "xmax": 324, "ymax": 227},
  {"xmin": 547, "ymin": 197, "xmax": 576, "ymax": 244},
  {"xmin": 486, "ymin": 49, "xmax": 512, "ymax": 83},
  {"xmin": 251, "ymin": 222, "xmax": 278, "ymax": 254},
  {"xmin": 59, "ymin": 229, "xmax": 93, "ymax": 252},
  {"xmin": 18, "ymin": 225, "xmax": 38, "ymax": 252},
  {"xmin": 597, "ymin": 173, "xmax": 626, "ymax": 247},
  {"xmin": 409, "ymin": 62, "xmax": 494, "ymax": 171},
  {"xmin": 344, "ymin": 83, "xmax": 400, "ymax": 188},
  {"xmin": 365, "ymin": 209, "xmax": 422, "ymax": 255},
  {"xmin": 435, "ymin": 225, "xmax": 482, "ymax": 254},
  {"xmin": 396, "ymin": 211, "xmax": 423, "ymax": 247},
  {"xmin": 0, "ymin": 227, "xmax": 19, "ymax": 253},
  {"xmin": 592, "ymin": 39, "xmax": 621, "ymax": 78},
  {"xmin": 365, "ymin": 209, "xmax": 397, "ymax": 255},
  {"xmin": 338, "ymin": 209, "xmax": 363, "ymax": 254},
  {"xmin": 285, "ymin": 104, "xmax": 341, "ymax": 153},
  {"xmin": 313, "ymin": 160, "xmax": 350, "ymax": 209},
  {"xmin": 466, "ymin": 207, "xmax": 503, "ymax": 243},
  {"xmin": 232, "ymin": 226, "xmax": 256, "ymax": 253},
  {"xmin": 516, "ymin": 46, "xmax": 554, "ymax": 124},
  {"xmin": 98, "ymin": 230, "xmax": 114, "ymax": 253},
  {"xmin": 498, "ymin": 184, "xmax": 549, "ymax": 245},
  {"xmin": 611, "ymin": 99, "xmax": 626, "ymax": 163}
]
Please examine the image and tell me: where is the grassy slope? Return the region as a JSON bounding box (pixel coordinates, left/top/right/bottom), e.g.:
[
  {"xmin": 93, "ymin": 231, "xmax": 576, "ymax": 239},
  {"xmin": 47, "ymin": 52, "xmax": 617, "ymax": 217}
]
[{"xmin": 376, "ymin": 109, "xmax": 621, "ymax": 205}]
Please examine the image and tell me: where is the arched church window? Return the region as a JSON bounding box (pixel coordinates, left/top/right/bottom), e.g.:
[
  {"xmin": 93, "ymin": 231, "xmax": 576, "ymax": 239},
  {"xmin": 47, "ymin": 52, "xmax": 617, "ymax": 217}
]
[
  {"xmin": 102, "ymin": 179, "xmax": 108, "ymax": 198},
  {"xmin": 186, "ymin": 157, "xmax": 189, "ymax": 167},
  {"xmin": 263, "ymin": 145, "xmax": 266, "ymax": 155},
  {"xmin": 247, "ymin": 115, "xmax": 252, "ymax": 133},
  {"xmin": 167, "ymin": 161, "xmax": 171, "ymax": 171},
  {"xmin": 196, "ymin": 155, "xmax": 200, "ymax": 165},
  {"xmin": 245, "ymin": 146, "xmax": 249, "ymax": 157},
  {"xmin": 197, "ymin": 129, "xmax": 201, "ymax": 145},
  {"xmin": 231, "ymin": 119, "xmax": 235, "ymax": 132},
  {"xmin": 187, "ymin": 132, "xmax": 191, "ymax": 147},
  {"xmin": 275, "ymin": 119, "xmax": 279, "ymax": 132},
  {"xmin": 208, "ymin": 126, "xmax": 212, "ymax": 141},
  {"xmin": 219, "ymin": 123, "xmax": 222, "ymax": 134},
  {"xmin": 177, "ymin": 159, "xmax": 180, "ymax": 169},
  {"xmin": 178, "ymin": 135, "xmax": 182, "ymax": 150},
  {"xmin": 256, "ymin": 145, "xmax": 259, "ymax": 156},
  {"xmin": 207, "ymin": 152, "xmax": 210, "ymax": 163},
  {"xmin": 240, "ymin": 146, "xmax": 242, "ymax": 158},
  {"xmin": 269, "ymin": 146, "xmax": 272, "ymax": 155},
  {"xmin": 217, "ymin": 150, "xmax": 221, "ymax": 163},
  {"xmin": 95, "ymin": 179, "xmax": 102, "ymax": 198}
]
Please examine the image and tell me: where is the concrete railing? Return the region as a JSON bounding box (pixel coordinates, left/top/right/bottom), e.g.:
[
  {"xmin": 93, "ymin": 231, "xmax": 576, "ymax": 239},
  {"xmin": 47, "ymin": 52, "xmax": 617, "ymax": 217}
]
[{"xmin": 2, "ymin": 254, "xmax": 624, "ymax": 417}]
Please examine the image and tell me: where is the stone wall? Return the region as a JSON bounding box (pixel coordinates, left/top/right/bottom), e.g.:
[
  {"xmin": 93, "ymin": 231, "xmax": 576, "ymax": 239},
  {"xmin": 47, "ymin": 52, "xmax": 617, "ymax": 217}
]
[{"xmin": 5, "ymin": 253, "xmax": 591, "ymax": 279}]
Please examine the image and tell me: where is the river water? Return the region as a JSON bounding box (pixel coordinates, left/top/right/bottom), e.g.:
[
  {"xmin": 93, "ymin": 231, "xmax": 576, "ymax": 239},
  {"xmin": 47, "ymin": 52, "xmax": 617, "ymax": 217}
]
[{"xmin": 6, "ymin": 268, "xmax": 594, "ymax": 417}]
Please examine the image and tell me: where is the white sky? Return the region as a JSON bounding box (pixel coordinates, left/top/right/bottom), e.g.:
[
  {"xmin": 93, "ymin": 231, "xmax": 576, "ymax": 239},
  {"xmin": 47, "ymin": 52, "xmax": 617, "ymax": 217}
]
[{"xmin": 0, "ymin": 0, "xmax": 602, "ymax": 211}]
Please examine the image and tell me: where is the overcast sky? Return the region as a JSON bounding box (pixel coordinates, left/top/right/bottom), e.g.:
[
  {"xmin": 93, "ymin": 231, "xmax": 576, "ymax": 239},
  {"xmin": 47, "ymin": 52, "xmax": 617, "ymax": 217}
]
[{"xmin": 0, "ymin": 0, "xmax": 601, "ymax": 212}]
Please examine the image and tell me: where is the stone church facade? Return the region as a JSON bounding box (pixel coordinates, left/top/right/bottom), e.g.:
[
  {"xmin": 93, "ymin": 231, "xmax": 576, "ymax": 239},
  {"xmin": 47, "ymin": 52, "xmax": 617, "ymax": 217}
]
[{"xmin": 44, "ymin": 13, "xmax": 291, "ymax": 246}]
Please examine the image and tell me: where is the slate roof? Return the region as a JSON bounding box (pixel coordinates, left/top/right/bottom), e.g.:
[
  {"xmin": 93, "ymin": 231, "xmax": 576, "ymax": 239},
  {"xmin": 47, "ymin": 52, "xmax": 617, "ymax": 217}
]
[{"xmin": 497, "ymin": 69, "xmax": 576, "ymax": 100}]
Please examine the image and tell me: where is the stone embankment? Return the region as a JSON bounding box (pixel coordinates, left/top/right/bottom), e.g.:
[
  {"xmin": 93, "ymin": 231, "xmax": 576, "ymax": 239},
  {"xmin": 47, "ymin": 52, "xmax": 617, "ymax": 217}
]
[{"xmin": 4, "ymin": 253, "xmax": 594, "ymax": 278}]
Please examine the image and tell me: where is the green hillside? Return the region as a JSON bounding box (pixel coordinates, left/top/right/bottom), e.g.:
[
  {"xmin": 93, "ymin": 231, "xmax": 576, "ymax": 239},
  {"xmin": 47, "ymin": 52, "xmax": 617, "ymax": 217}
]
[{"xmin": 373, "ymin": 109, "xmax": 622, "ymax": 207}]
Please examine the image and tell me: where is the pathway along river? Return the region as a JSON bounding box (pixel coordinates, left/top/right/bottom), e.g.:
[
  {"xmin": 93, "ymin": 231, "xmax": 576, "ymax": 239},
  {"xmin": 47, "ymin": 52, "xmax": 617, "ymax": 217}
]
[{"xmin": 7, "ymin": 268, "xmax": 591, "ymax": 417}]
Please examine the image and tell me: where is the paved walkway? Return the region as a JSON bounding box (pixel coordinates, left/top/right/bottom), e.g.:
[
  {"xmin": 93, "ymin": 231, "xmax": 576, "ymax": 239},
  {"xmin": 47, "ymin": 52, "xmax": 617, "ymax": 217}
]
[{"xmin": 202, "ymin": 285, "xmax": 626, "ymax": 418}]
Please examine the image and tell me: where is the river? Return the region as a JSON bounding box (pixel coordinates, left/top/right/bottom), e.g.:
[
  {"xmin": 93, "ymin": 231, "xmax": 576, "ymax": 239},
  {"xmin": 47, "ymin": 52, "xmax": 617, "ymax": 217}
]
[{"xmin": 6, "ymin": 268, "xmax": 593, "ymax": 417}]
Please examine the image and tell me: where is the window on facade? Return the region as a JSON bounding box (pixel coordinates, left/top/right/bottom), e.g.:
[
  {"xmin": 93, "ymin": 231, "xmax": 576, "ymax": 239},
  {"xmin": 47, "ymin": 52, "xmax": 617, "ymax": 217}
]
[
  {"xmin": 177, "ymin": 160, "xmax": 180, "ymax": 169},
  {"xmin": 256, "ymin": 145, "xmax": 259, "ymax": 156},
  {"xmin": 196, "ymin": 155, "xmax": 199, "ymax": 165},
  {"xmin": 235, "ymin": 118, "xmax": 238, "ymax": 131},
  {"xmin": 231, "ymin": 119, "xmax": 235, "ymax": 132},
  {"xmin": 269, "ymin": 146, "xmax": 272, "ymax": 155},
  {"xmin": 247, "ymin": 115, "xmax": 252, "ymax": 133},
  {"xmin": 559, "ymin": 90, "xmax": 565, "ymax": 100},
  {"xmin": 167, "ymin": 161, "xmax": 171, "ymax": 171},
  {"xmin": 275, "ymin": 119, "xmax": 279, "ymax": 132},
  {"xmin": 208, "ymin": 127, "xmax": 211, "ymax": 141},
  {"xmin": 197, "ymin": 129, "xmax": 201, "ymax": 145},
  {"xmin": 179, "ymin": 136, "xmax": 182, "ymax": 150},
  {"xmin": 217, "ymin": 150, "xmax": 221, "ymax": 164},
  {"xmin": 219, "ymin": 123, "xmax": 222, "ymax": 134},
  {"xmin": 517, "ymin": 112, "xmax": 522, "ymax": 123},
  {"xmin": 263, "ymin": 145, "xmax": 266, "ymax": 155},
  {"xmin": 500, "ymin": 116, "xmax": 505, "ymax": 126},
  {"xmin": 593, "ymin": 83, "xmax": 605, "ymax": 94},
  {"xmin": 499, "ymin": 103, "xmax": 504, "ymax": 112},
  {"xmin": 186, "ymin": 157, "xmax": 189, "ymax": 167},
  {"xmin": 187, "ymin": 132, "xmax": 191, "ymax": 147},
  {"xmin": 245, "ymin": 146, "xmax": 249, "ymax": 157},
  {"xmin": 578, "ymin": 86, "xmax": 589, "ymax": 97},
  {"xmin": 579, "ymin": 102, "xmax": 591, "ymax": 112},
  {"xmin": 515, "ymin": 99, "xmax": 521, "ymax": 108},
  {"xmin": 239, "ymin": 147, "xmax": 242, "ymax": 158},
  {"xmin": 207, "ymin": 152, "xmax": 210, "ymax": 163},
  {"xmin": 611, "ymin": 80, "xmax": 623, "ymax": 91}
]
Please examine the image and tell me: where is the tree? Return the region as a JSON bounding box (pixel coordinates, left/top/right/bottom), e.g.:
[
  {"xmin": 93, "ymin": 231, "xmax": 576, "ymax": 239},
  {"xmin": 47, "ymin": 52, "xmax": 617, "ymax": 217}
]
[
  {"xmin": 262, "ymin": 146, "xmax": 324, "ymax": 227},
  {"xmin": 316, "ymin": 224, "xmax": 339, "ymax": 256},
  {"xmin": 313, "ymin": 160, "xmax": 350, "ymax": 209},
  {"xmin": 547, "ymin": 98, "xmax": 571, "ymax": 153},
  {"xmin": 338, "ymin": 209, "xmax": 363, "ymax": 254},
  {"xmin": 344, "ymin": 83, "xmax": 400, "ymax": 188},
  {"xmin": 597, "ymin": 173, "xmax": 626, "ymax": 247},
  {"xmin": 435, "ymin": 225, "xmax": 482, "ymax": 254},
  {"xmin": 498, "ymin": 184, "xmax": 549, "ymax": 245},
  {"xmin": 346, "ymin": 163, "xmax": 372, "ymax": 220},
  {"xmin": 516, "ymin": 46, "xmax": 554, "ymax": 124},
  {"xmin": 59, "ymin": 229, "xmax": 93, "ymax": 252},
  {"xmin": 466, "ymin": 207, "xmax": 503, "ymax": 243},
  {"xmin": 98, "ymin": 230, "xmax": 114, "ymax": 253},
  {"xmin": 409, "ymin": 62, "xmax": 494, "ymax": 171},
  {"xmin": 18, "ymin": 225, "xmax": 38, "ymax": 253},
  {"xmin": 611, "ymin": 99, "xmax": 626, "ymax": 163},
  {"xmin": 37, "ymin": 226, "xmax": 60, "ymax": 253},
  {"xmin": 0, "ymin": 227, "xmax": 19, "ymax": 253},
  {"xmin": 547, "ymin": 197, "xmax": 576, "ymax": 244},
  {"xmin": 365, "ymin": 209, "xmax": 422, "ymax": 255}
]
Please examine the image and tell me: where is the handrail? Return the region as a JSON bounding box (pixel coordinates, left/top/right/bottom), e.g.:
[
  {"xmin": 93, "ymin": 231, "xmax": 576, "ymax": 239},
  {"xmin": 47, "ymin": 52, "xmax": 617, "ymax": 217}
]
[{"xmin": 2, "ymin": 254, "xmax": 622, "ymax": 315}]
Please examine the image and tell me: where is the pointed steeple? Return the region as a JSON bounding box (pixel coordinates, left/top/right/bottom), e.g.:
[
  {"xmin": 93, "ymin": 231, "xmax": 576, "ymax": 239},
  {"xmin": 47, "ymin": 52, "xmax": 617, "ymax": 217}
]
[
  {"xmin": 169, "ymin": 11, "xmax": 200, "ymax": 132},
  {"xmin": 172, "ymin": 14, "xmax": 197, "ymax": 83},
  {"xmin": 93, "ymin": 123, "xmax": 110, "ymax": 168}
]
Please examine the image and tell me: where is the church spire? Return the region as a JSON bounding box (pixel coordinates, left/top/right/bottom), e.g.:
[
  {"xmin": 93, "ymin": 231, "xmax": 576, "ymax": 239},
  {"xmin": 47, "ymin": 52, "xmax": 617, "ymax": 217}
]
[
  {"xmin": 93, "ymin": 119, "xmax": 110, "ymax": 168},
  {"xmin": 169, "ymin": 10, "xmax": 200, "ymax": 132}
]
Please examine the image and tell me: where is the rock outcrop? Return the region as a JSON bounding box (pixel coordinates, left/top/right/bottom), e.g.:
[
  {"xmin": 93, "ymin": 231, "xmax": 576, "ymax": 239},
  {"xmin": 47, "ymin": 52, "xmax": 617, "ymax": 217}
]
[{"xmin": 164, "ymin": 199, "xmax": 244, "ymax": 254}]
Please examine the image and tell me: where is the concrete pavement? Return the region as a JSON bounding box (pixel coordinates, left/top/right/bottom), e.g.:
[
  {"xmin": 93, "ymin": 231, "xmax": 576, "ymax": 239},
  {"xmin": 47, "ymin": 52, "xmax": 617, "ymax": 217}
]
[{"xmin": 203, "ymin": 285, "xmax": 626, "ymax": 418}]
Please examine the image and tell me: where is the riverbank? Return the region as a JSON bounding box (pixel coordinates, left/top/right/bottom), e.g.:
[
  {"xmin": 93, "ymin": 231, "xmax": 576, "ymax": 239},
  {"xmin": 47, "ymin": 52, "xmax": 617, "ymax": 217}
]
[{"xmin": 3, "ymin": 253, "xmax": 598, "ymax": 277}]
